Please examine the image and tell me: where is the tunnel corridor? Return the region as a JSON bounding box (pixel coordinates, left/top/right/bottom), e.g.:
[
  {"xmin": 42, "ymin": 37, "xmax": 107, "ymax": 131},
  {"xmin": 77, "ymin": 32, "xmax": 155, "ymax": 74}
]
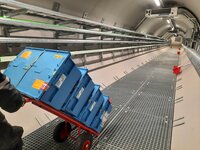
[{"xmin": 0, "ymin": 0, "xmax": 200, "ymax": 150}]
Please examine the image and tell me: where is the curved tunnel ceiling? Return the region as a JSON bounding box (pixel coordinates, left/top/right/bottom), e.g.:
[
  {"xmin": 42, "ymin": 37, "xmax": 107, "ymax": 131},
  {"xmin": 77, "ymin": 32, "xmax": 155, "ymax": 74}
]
[
  {"xmin": 18, "ymin": 0, "xmax": 159, "ymax": 29},
  {"xmin": 137, "ymin": 14, "xmax": 195, "ymax": 37},
  {"xmin": 17, "ymin": 0, "xmax": 199, "ymax": 39}
]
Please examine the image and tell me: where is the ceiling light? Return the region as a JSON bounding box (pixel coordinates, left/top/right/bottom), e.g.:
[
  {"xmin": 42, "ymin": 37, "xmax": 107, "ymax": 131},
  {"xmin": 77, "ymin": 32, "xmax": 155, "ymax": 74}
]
[
  {"xmin": 167, "ymin": 19, "xmax": 170, "ymax": 24},
  {"xmin": 154, "ymin": 0, "xmax": 161, "ymax": 6}
]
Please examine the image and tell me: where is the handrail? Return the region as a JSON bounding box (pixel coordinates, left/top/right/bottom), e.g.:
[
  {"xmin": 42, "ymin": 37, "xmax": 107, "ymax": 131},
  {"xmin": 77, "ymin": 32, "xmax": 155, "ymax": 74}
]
[{"xmin": 0, "ymin": 44, "xmax": 167, "ymax": 63}]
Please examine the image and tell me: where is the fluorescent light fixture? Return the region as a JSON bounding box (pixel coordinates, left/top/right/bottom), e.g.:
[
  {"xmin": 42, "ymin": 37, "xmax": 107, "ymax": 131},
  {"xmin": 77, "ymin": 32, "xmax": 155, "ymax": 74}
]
[
  {"xmin": 167, "ymin": 19, "xmax": 170, "ymax": 24},
  {"xmin": 154, "ymin": 0, "xmax": 161, "ymax": 6}
]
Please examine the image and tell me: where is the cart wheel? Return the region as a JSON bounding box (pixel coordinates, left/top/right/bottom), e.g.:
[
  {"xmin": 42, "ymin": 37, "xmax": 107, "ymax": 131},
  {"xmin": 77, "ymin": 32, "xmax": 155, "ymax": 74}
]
[
  {"xmin": 77, "ymin": 132, "xmax": 93, "ymax": 150},
  {"xmin": 53, "ymin": 121, "xmax": 72, "ymax": 143}
]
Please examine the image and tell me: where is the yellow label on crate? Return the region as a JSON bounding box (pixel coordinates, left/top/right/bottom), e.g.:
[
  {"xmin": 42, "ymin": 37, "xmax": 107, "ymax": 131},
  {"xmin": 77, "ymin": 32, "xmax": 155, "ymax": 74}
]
[
  {"xmin": 21, "ymin": 51, "xmax": 32, "ymax": 59},
  {"xmin": 54, "ymin": 54, "xmax": 63, "ymax": 59},
  {"xmin": 32, "ymin": 79, "xmax": 45, "ymax": 90}
]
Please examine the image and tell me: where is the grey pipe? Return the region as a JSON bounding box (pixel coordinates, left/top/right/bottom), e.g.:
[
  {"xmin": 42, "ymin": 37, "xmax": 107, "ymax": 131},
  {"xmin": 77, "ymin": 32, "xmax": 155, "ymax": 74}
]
[{"xmin": 183, "ymin": 45, "xmax": 200, "ymax": 77}]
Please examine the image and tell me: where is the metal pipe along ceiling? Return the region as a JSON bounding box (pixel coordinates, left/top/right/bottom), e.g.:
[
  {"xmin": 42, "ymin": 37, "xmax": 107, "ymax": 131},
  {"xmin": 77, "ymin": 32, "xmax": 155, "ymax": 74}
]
[
  {"xmin": 0, "ymin": 37, "xmax": 165, "ymax": 44},
  {"xmin": 0, "ymin": 17, "xmax": 164, "ymax": 42},
  {"xmin": 0, "ymin": 0, "xmax": 162, "ymax": 39}
]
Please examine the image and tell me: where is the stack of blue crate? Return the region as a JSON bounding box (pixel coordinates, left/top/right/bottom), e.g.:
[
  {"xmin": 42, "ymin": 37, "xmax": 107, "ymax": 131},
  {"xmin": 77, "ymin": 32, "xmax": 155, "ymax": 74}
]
[{"xmin": 4, "ymin": 47, "xmax": 112, "ymax": 133}]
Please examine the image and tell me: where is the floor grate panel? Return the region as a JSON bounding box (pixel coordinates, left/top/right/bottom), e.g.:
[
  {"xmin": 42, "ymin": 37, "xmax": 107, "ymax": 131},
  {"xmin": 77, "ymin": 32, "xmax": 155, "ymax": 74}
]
[{"xmin": 23, "ymin": 49, "xmax": 178, "ymax": 150}]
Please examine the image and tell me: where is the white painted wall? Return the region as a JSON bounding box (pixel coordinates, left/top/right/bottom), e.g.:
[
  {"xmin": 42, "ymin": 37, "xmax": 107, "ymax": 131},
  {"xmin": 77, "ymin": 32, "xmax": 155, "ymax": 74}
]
[{"xmin": 1, "ymin": 47, "xmax": 168, "ymax": 137}]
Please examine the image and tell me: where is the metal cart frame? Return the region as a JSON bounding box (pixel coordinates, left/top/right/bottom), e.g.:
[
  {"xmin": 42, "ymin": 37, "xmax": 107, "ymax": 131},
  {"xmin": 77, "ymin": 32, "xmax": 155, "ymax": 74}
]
[{"xmin": 24, "ymin": 96, "xmax": 99, "ymax": 150}]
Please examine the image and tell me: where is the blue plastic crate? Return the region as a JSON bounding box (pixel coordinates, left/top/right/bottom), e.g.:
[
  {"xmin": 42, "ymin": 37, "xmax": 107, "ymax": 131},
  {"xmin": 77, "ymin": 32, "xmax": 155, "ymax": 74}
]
[
  {"xmin": 91, "ymin": 95, "xmax": 112, "ymax": 132},
  {"xmin": 4, "ymin": 47, "xmax": 82, "ymax": 111},
  {"xmin": 63, "ymin": 68, "xmax": 95, "ymax": 117},
  {"xmin": 40, "ymin": 59, "xmax": 81, "ymax": 110},
  {"xmin": 4, "ymin": 47, "xmax": 44, "ymax": 86},
  {"xmin": 4, "ymin": 47, "xmax": 112, "ymax": 133},
  {"xmin": 80, "ymin": 85, "xmax": 105, "ymax": 127},
  {"xmin": 16, "ymin": 49, "xmax": 82, "ymax": 101}
]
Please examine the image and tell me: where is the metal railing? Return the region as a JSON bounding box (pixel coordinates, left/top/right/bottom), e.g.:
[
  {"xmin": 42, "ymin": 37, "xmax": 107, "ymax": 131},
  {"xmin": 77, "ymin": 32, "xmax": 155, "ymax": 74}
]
[{"xmin": 0, "ymin": 44, "xmax": 167, "ymax": 63}]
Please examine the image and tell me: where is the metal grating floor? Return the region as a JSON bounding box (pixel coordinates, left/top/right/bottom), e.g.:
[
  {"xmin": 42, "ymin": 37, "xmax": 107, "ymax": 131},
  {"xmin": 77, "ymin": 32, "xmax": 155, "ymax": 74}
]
[{"xmin": 23, "ymin": 49, "xmax": 178, "ymax": 150}]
